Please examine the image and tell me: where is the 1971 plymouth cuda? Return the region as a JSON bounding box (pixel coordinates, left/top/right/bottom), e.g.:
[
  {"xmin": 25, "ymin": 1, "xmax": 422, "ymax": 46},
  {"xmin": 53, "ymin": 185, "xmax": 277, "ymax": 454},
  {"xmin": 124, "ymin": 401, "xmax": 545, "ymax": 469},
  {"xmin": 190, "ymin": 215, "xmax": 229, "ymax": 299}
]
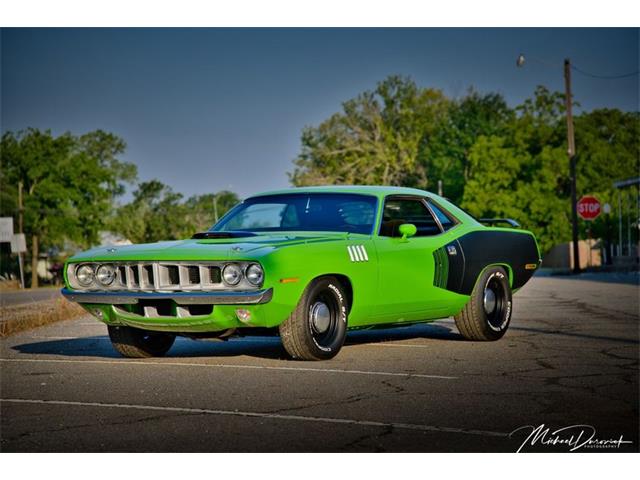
[{"xmin": 62, "ymin": 186, "xmax": 541, "ymax": 360}]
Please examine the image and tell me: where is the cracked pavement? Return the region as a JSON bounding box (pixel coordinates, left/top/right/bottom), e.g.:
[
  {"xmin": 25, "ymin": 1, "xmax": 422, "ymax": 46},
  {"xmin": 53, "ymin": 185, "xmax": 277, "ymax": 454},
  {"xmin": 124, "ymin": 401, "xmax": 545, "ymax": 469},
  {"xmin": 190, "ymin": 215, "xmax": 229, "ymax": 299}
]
[{"xmin": 0, "ymin": 274, "xmax": 638, "ymax": 452}]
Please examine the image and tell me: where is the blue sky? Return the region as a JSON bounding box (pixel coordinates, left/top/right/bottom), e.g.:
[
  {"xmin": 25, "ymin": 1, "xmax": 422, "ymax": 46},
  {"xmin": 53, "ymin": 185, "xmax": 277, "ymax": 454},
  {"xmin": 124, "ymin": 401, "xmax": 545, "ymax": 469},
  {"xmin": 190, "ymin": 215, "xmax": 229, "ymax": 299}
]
[{"xmin": 1, "ymin": 28, "xmax": 638, "ymax": 200}]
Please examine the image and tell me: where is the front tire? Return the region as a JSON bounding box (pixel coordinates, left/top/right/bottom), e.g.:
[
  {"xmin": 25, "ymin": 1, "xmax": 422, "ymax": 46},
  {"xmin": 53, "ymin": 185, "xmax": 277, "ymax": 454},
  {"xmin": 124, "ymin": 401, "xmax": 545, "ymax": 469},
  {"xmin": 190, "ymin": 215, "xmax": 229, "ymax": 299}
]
[
  {"xmin": 108, "ymin": 325, "xmax": 176, "ymax": 358},
  {"xmin": 279, "ymin": 276, "xmax": 348, "ymax": 360},
  {"xmin": 454, "ymin": 266, "xmax": 512, "ymax": 341}
]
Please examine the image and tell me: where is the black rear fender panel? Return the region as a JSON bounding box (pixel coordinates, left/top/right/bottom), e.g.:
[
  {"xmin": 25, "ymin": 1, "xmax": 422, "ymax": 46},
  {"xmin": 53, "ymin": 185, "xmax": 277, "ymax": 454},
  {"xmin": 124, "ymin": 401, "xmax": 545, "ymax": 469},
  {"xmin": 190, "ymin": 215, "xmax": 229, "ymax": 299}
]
[{"xmin": 444, "ymin": 230, "xmax": 540, "ymax": 295}]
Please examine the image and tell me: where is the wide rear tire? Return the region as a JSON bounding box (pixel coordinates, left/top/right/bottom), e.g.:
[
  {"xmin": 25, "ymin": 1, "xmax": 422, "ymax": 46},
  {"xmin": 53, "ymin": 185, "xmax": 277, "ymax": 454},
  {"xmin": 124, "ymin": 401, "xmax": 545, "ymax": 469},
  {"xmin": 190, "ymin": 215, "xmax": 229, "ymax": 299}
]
[
  {"xmin": 108, "ymin": 325, "xmax": 176, "ymax": 358},
  {"xmin": 279, "ymin": 276, "xmax": 348, "ymax": 360},
  {"xmin": 454, "ymin": 266, "xmax": 512, "ymax": 341}
]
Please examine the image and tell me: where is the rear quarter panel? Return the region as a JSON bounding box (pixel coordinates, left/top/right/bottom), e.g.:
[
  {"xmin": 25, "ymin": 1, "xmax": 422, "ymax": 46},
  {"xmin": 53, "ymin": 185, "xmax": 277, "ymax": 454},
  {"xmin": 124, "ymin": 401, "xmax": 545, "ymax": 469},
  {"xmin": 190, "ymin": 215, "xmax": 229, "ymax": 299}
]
[{"xmin": 450, "ymin": 227, "xmax": 541, "ymax": 294}]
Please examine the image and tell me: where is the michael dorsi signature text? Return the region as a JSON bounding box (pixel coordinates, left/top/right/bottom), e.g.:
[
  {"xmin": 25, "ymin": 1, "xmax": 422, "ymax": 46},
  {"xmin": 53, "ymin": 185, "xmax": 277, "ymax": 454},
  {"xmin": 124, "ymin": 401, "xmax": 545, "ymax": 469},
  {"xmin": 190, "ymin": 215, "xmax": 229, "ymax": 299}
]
[{"xmin": 510, "ymin": 424, "xmax": 633, "ymax": 452}]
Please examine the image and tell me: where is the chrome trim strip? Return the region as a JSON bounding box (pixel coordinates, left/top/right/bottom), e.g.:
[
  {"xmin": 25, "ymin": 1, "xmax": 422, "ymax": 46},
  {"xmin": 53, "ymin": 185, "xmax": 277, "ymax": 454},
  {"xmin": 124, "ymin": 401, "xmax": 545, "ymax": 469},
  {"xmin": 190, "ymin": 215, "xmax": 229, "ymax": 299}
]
[{"xmin": 61, "ymin": 287, "xmax": 273, "ymax": 305}]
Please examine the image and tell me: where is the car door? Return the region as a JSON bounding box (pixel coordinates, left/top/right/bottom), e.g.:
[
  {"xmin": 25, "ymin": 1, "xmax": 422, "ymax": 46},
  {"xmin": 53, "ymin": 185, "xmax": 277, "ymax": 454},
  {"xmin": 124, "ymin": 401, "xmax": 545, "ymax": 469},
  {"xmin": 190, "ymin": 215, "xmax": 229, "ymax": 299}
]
[{"xmin": 372, "ymin": 195, "xmax": 449, "ymax": 321}]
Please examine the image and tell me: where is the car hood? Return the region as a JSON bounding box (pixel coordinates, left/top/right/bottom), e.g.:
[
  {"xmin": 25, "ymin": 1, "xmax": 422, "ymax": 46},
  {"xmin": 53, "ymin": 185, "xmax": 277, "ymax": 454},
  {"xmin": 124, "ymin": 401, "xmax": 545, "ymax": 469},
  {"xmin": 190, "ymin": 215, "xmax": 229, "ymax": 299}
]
[{"xmin": 68, "ymin": 231, "xmax": 363, "ymax": 262}]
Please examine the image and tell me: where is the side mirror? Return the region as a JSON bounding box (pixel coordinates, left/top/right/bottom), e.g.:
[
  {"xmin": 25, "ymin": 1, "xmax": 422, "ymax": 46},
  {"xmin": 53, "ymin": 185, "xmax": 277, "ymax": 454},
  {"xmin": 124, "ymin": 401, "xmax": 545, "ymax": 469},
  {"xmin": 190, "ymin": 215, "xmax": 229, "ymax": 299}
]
[{"xmin": 398, "ymin": 223, "xmax": 417, "ymax": 242}]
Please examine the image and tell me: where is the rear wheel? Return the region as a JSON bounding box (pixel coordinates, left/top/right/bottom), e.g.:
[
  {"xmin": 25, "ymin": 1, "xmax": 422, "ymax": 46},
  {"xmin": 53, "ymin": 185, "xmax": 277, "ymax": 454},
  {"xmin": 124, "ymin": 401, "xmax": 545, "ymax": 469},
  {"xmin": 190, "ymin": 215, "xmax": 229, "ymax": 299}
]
[
  {"xmin": 279, "ymin": 276, "xmax": 348, "ymax": 360},
  {"xmin": 454, "ymin": 266, "xmax": 512, "ymax": 341},
  {"xmin": 108, "ymin": 325, "xmax": 176, "ymax": 358}
]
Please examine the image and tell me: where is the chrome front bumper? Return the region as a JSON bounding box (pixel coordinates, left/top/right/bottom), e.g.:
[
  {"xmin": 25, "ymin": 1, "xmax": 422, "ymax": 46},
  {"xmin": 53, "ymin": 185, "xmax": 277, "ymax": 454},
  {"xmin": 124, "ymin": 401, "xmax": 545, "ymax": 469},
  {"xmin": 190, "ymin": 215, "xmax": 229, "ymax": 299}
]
[{"xmin": 61, "ymin": 287, "xmax": 273, "ymax": 305}]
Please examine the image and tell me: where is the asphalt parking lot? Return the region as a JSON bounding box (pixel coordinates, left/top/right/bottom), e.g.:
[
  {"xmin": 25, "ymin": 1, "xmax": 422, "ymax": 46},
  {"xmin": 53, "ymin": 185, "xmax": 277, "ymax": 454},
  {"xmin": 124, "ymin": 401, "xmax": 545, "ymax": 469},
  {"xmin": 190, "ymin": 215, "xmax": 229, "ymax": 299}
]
[
  {"xmin": 1, "ymin": 274, "xmax": 638, "ymax": 452},
  {"xmin": 0, "ymin": 287, "xmax": 61, "ymax": 307}
]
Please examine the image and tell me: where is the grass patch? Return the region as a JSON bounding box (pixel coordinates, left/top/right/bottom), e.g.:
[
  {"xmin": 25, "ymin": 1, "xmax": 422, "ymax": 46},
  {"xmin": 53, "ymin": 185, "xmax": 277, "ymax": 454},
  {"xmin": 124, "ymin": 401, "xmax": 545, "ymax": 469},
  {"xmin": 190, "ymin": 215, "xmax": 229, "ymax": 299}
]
[
  {"xmin": 0, "ymin": 297, "xmax": 86, "ymax": 337},
  {"xmin": 0, "ymin": 280, "xmax": 21, "ymax": 291}
]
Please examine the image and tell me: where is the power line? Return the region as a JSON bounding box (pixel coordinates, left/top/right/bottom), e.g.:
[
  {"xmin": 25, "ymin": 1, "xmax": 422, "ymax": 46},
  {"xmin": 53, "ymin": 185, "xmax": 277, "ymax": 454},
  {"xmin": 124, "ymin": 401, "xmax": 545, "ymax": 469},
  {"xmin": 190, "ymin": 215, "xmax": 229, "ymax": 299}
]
[
  {"xmin": 571, "ymin": 64, "xmax": 639, "ymax": 79},
  {"xmin": 517, "ymin": 53, "xmax": 639, "ymax": 79}
]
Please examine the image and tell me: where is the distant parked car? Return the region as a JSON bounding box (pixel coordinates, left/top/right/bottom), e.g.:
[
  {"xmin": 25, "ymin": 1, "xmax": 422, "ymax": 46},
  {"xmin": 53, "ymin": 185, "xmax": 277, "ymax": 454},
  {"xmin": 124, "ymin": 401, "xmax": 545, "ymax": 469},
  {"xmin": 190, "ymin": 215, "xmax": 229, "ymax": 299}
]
[{"xmin": 62, "ymin": 186, "xmax": 540, "ymax": 360}]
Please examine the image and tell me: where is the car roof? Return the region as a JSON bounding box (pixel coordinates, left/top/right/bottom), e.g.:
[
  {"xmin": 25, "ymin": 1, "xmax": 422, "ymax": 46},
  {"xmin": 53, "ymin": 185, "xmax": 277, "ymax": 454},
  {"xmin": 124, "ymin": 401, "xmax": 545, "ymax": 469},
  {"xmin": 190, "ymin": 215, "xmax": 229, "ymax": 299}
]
[
  {"xmin": 246, "ymin": 185, "xmax": 480, "ymax": 226},
  {"xmin": 249, "ymin": 185, "xmax": 434, "ymax": 199}
]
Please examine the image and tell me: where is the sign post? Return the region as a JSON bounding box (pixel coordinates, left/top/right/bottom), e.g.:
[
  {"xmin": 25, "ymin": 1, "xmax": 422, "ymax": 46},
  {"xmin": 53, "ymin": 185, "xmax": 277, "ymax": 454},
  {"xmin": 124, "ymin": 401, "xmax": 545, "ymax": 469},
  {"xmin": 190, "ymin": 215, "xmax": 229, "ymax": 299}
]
[
  {"xmin": 0, "ymin": 217, "xmax": 13, "ymax": 243},
  {"xmin": 11, "ymin": 233, "xmax": 27, "ymax": 289},
  {"xmin": 577, "ymin": 195, "xmax": 601, "ymax": 269},
  {"xmin": 0, "ymin": 217, "xmax": 26, "ymax": 289},
  {"xmin": 577, "ymin": 195, "xmax": 602, "ymax": 221}
]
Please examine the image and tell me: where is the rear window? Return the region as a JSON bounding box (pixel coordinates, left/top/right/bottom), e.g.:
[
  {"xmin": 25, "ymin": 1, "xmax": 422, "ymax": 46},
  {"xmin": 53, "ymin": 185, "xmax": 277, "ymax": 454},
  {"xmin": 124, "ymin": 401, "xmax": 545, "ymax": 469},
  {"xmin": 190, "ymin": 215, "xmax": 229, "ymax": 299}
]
[{"xmin": 428, "ymin": 201, "xmax": 456, "ymax": 231}]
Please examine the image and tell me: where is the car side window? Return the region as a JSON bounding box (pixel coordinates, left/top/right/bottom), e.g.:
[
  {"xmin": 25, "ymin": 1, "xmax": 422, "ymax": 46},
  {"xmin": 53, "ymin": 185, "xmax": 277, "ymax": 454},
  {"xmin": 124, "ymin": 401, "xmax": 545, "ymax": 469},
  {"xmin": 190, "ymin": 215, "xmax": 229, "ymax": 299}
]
[
  {"xmin": 428, "ymin": 201, "xmax": 456, "ymax": 231},
  {"xmin": 379, "ymin": 198, "xmax": 442, "ymax": 237}
]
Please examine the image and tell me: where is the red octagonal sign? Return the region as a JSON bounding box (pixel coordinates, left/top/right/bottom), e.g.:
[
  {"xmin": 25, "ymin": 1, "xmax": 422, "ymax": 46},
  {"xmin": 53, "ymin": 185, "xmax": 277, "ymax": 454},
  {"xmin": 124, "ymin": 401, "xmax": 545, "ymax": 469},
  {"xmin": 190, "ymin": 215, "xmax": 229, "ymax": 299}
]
[{"xmin": 577, "ymin": 195, "xmax": 601, "ymax": 221}]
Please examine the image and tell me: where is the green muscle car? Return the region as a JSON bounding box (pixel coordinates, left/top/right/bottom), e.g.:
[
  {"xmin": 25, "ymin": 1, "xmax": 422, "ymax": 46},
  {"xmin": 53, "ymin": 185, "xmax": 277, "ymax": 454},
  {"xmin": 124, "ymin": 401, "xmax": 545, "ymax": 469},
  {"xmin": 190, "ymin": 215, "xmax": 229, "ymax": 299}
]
[{"xmin": 62, "ymin": 186, "xmax": 541, "ymax": 360}]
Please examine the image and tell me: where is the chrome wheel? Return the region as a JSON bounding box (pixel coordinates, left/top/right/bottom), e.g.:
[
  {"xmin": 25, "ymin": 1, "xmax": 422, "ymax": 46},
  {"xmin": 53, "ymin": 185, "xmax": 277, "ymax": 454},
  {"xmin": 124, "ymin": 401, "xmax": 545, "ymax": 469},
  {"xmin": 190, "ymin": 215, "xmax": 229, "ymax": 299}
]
[
  {"xmin": 483, "ymin": 287, "xmax": 497, "ymax": 314},
  {"xmin": 310, "ymin": 301, "xmax": 331, "ymax": 334},
  {"xmin": 484, "ymin": 275, "xmax": 507, "ymax": 331},
  {"xmin": 307, "ymin": 288, "xmax": 341, "ymax": 350}
]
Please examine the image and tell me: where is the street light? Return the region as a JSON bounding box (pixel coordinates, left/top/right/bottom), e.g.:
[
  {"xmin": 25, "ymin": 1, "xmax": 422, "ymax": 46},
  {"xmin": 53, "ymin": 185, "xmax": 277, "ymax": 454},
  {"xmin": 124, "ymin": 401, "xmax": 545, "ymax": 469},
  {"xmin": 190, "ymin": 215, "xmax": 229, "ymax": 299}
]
[{"xmin": 517, "ymin": 54, "xmax": 581, "ymax": 274}]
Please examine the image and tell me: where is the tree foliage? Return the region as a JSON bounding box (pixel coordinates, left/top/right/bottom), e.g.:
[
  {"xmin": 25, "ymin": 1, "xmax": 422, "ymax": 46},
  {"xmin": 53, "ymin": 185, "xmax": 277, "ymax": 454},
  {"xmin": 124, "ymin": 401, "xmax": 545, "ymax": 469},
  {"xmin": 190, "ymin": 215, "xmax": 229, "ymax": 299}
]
[
  {"xmin": 461, "ymin": 87, "xmax": 572, "ymax": 253},
  {"xmin": 462, "ymin": 88, "xmax": 639, "ymax": 253},
  {"xmin": 109, "ymin": 181, "xmax": 239, "ymax": 244},
  {"xmin": 424, "ymin": 90, "xmax": 513, "ymax": 201},
  {"xmin": 0, "ymin": 129, "xmax": 136, "ymax": 286},
  {"xmin": 290, "ymin": 76, "xmax": 449, "ymax": 187},
  {"xmin": 290, "ymin": 78, "xmax": 639, "ymax": 255},
  {"xmin": 0, "ymin": 128, "xmax": 242, "ymax": 286}
]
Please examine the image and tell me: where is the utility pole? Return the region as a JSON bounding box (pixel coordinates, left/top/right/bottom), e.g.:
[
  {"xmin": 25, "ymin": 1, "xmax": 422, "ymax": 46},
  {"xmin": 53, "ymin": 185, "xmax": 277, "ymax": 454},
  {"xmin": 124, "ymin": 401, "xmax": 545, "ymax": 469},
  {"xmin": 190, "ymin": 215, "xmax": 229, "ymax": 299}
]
[
  {"xmin": 627, "ymin": 191, "xmax": 631, "ymax": 256},
  {"xmin": 618, "ymin": 190, "xmax": 622, "ymax": 256},
  {"xmin": 564, "ymin": 58, "xmax": 581, "ymax": 274},
  {"xmin": 213, "ymin": 194, "xmax": 219, "ymax": 223},
  {"xmin": 17, "ymin": 181, "xmax": 25, "ymax": 289}
]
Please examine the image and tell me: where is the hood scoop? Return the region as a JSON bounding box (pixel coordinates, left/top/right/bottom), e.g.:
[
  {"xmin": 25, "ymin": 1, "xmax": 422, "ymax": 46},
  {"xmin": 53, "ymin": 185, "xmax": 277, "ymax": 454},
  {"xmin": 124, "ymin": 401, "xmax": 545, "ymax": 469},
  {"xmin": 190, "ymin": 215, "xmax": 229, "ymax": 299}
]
[{"xmin": 191, "ymin": 231, "xmax": 257, "ymax": 239}]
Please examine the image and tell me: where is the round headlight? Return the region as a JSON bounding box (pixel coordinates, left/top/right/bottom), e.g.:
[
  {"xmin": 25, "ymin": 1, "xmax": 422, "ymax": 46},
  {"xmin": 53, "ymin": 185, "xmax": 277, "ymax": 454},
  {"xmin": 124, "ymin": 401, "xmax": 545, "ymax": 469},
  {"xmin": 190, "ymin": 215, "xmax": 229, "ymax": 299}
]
[
  {"xmin": 76, "ymin": 264, "xmax": 95, "ymax": 287},
  {"xmin": 222, "ymin": 264, "xmax": 243, "ymax": 285},
  {"xmin": 96, "ymin": 264, "xmax": 116, "ymax": 286},
  {"xmin": 246, "ymin": 264, "xmax": 264, "ymax": 286}
]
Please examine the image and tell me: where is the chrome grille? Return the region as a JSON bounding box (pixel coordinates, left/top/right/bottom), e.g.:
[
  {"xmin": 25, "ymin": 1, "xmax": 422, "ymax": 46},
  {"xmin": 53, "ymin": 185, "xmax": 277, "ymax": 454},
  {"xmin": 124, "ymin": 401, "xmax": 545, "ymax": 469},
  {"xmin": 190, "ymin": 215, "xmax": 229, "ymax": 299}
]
[
  {"xmin": 113, "ymin": 302, "xmax": 214, "ymax": 319},
  {"xmin": 187, "ymin": 266, "xmax": 199, "ymax": 284},
  {"xmin": 67, "ymin": 261, "xmax": 257, "ymax": 292}
]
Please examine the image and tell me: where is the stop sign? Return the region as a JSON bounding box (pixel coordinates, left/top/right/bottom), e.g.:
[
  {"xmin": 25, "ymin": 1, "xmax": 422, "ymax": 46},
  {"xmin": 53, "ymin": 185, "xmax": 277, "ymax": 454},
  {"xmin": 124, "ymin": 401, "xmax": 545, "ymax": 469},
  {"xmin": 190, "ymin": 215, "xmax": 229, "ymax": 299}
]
[{"xmin": 577, "ymin": 195, "xmax": 601, "ymax": 221}]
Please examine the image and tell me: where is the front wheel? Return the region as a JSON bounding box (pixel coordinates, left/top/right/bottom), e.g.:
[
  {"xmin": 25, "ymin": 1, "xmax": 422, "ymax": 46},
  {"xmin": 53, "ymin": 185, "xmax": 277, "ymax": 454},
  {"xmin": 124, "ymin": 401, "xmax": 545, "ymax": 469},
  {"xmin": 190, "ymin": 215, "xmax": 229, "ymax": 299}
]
[
  {"xmin": 108, "ymin": 325, "xmax": 176, "ymax": 358},
  {"xmin": 279, "ymin": 276, "xmax": 348, "ymax": 360},
  {"xmin": 454, "ymin": 266, "xmax": 512, "ymax": 341}
]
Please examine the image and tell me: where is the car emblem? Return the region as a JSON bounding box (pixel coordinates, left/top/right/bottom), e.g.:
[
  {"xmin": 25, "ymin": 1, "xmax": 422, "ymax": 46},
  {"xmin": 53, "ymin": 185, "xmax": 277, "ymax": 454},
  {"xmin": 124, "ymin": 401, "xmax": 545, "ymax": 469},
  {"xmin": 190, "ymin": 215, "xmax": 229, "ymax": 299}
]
[
  {"xmin": 106, "ymin": 248, "xmax": 117, "ymax": 253},
  {"xmin": 447, "ymin": 245, "xmax": 457, "ymax": 256},
  {"xmin": 347, "ymin": 245, "xmax": 369, "ymax": 262},
  {"xmin": 232, "ymin": 246, "xmax": 243, "ymax": 252}
]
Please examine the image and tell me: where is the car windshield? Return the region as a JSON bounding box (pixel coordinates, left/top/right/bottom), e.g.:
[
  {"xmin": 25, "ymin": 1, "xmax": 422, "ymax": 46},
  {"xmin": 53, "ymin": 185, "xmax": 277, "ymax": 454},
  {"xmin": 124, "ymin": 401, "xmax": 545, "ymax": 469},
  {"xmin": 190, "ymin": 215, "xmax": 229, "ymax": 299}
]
[{"xmin": 211, "ymin": 193, "xmax": 378, "ymax": 235}]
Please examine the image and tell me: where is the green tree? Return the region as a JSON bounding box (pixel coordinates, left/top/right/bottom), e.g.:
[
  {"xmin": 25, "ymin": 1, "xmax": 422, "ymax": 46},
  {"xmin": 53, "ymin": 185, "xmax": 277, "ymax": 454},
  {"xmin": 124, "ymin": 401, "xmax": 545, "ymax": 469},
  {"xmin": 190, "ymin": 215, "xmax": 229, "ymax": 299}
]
[
  {"xmin": 184, "ymin": 190, "xmax": 240, "ymax": 232},
  {"xmin": 461, "ymin": 87, "xmax": 639, "ymax": 254},
  {"xmin": 422, "ymin": 90, "xmax": 513, "ymax": 202},
  {"xmin": 110, "ymin": 180, "xmax": 189, "ymax": 243},
  {"xmin": 0, "ymin": 129, "xmax": 136, "ymax": 287},
  {"xmin": 462, "ymin": 135, "xmax": 569, "ymax": 253},
  {"xmin": 290, "ymin": 75, "xmax": 449, "ymax": 187},
  {"xmin": 573, "ymin": 109, "xmax": 640, "ymax": 249},
  {"xmin": 290, "ymin": 79, "xmax": 639, "ymax": 255},
  {"xmin": 110, "ymin": 182, "xmax": 240, "ymax": 243}
]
